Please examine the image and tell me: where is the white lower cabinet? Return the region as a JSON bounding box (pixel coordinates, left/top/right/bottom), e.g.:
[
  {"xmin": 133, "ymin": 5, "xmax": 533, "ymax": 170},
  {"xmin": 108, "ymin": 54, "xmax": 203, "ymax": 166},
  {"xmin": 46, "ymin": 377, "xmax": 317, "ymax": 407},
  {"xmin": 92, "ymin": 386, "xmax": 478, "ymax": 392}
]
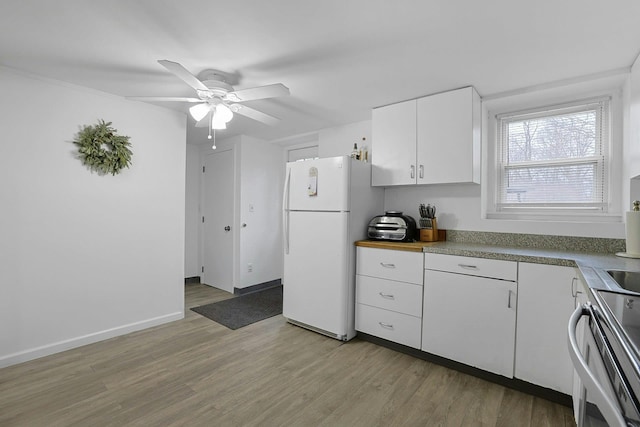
[
  {"xmin": 516, "ymin": 262, "xmax": 581, "ymax": 395},
  {"xmin": 422, "ymin": 254, "xmax": 518, "ymax": 377},
  {"xmin": 355, "ymin": 247, "xmax": 423, "ymax": 349},
  {"xmin": 355, "ymin": 246, "xmax": 588, "ymax": 397}
]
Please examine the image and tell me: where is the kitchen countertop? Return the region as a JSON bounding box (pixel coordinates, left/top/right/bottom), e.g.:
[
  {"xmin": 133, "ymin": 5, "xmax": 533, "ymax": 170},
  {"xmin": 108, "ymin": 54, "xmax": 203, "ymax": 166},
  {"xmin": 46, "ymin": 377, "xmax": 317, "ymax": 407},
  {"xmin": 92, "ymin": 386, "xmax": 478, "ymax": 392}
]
[{"xmin": 355, "ymin": 239, "xmax": 640, "ymax": 294}]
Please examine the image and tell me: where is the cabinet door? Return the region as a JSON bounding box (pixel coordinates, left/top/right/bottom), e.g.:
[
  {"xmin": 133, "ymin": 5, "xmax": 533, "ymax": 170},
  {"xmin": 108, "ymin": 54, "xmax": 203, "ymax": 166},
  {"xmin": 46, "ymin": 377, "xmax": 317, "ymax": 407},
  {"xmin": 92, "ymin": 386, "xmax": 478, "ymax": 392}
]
[
  {"xmin": 416, "ymin": 86, "xmax": 480, "ymax": 184},
  {"xmin": 422, "ymin": 269, "xmax": 517, "ymax": 377},
  {"xmin": 516, "ymin": 263, "xmax": 577, "ymax": 395},
  {"xmin": 371, "ymin": 100, "xmax": 417, "ymax": 186}
]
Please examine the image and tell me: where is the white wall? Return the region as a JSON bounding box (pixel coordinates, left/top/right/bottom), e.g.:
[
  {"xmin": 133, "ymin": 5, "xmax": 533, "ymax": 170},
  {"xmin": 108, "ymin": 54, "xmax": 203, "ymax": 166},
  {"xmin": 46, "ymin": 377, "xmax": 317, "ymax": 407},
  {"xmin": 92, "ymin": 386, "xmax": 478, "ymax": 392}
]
[
  {"xmin": 318, "ymin": 120, "xmax": 371, "ymax": 159},
  {"xmin": 185, "ymin": 144, "xmax": 201, "ymax": 278},
  {"xmin": 0, "ymin": 67, "xmax": 186, "ymax": 367},
  {"xmin": 239, "ymin": 136, "xmax": 284, "ymax": 288}
]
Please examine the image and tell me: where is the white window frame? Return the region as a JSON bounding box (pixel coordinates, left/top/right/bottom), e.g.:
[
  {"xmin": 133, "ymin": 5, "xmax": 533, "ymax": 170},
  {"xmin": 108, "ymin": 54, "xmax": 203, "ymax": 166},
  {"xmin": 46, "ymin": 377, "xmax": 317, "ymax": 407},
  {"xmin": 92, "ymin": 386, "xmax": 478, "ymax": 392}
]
[
  {"xmin": 483, "ymin": 79, "xmax": 623, "ymax": 223},
  {"xmin": 496, "ymin": 97, "xmax": 609, "ymax": 213}
]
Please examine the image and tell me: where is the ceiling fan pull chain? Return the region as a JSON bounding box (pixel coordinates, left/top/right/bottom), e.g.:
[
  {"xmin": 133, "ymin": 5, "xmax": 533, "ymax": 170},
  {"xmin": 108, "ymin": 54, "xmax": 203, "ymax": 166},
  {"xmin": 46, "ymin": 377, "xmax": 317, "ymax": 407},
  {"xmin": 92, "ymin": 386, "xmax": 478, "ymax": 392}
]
[{"xmin": 209, "ymin": 111, "xmax": 217, "ymax": 149}]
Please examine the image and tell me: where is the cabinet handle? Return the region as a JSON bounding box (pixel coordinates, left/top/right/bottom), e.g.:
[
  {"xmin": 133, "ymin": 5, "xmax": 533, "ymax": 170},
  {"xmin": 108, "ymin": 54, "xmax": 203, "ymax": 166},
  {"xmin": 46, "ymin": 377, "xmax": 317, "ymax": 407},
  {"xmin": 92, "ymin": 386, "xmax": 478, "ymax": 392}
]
[
  {"xmin": 458, "ymin": 264, "xmax": 478, "ymax": 270},
  {"xmin": 507, "ymin": 290, "xmax": 515, "ymax": 309},
  {"xmin": 419, "ymin": 164, "xmax": 424, "ymax": 179},
  {"xmin": 380, "ymin": 262, "xmax": 396, "ymax": 269},
  {"xmin": 379, "ymin": 292, "xmax": 395, "ymax": 300},
  {"xmin": 410, "ymin": 165, "xmax": 415, "ymax": 179},
  {"xmin": 379, "ymin": 322, "xmax": 394, "ymax": 330}
]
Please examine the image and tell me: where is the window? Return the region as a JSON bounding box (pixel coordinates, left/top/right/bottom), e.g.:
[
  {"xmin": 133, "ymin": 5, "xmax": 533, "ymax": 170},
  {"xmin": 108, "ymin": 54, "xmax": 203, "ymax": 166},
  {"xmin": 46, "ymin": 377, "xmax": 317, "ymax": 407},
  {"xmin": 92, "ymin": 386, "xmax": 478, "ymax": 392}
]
[{"xmin": 495, "ymin": 98, "xmax": 610, "ymax": 215}]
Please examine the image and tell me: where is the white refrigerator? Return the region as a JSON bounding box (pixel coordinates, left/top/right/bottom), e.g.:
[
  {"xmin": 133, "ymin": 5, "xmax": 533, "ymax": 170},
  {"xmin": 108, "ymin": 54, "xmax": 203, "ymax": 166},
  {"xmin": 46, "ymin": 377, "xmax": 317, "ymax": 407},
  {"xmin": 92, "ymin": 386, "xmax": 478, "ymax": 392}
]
[{"xmin": 282, "ymin": 156, "xmax": 383, "ymax": 341}]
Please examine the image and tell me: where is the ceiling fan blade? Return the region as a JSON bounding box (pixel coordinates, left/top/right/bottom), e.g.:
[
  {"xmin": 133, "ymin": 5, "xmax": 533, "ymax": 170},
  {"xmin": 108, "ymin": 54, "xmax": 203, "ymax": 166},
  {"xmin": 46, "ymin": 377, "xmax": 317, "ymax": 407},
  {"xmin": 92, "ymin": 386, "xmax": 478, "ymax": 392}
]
[
  {"xmin": 126, "ymin": 96, "xmax": 202, "ymax": 103},
  {"xmin": 226, "ymin": 83, "xmax": 290, "ymax": 102},
  {"xmin": 231, "ymin": 104, "xmax": 280, "ymax": 126},
  {"xmin": 157, "ymin": 60, "xmax": 210, "ymax": 92}
]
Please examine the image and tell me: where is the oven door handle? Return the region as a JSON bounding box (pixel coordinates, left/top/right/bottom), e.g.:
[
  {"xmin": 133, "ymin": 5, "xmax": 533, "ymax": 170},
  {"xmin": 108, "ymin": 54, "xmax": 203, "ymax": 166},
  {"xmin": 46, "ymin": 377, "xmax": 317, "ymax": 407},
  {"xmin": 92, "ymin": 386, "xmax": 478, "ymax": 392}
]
[{"xmin": 568, "ymin": 304, "xmax": 627, "ymax": 427}]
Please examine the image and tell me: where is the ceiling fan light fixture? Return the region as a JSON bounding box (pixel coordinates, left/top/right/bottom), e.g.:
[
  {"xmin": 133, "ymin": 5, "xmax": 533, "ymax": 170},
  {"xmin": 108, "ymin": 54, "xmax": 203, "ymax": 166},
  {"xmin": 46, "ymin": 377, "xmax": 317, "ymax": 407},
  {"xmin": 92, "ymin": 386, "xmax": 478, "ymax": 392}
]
[
  {"xmin": 189, "ymin": 103, "xmax": 212, "ymax": 121},
  {"xmin": 211, "ymin": 120, "xmax": 227, "ymax": 130},
  {"xmin": 215, "ymin": 103, "xmax": 233, "ymax": 123},
  {"xmin": 210, "ymin": 113, "xmax": 227, "ymax": 130}
]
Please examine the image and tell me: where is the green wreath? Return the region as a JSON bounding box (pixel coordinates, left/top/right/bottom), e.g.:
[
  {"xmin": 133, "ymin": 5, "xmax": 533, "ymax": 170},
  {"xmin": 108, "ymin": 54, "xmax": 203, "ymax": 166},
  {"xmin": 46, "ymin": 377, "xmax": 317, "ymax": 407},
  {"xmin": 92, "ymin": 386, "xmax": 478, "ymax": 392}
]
[{"xmin": 73, "ymin": 120, "xmax": 132, "ymax": 175}]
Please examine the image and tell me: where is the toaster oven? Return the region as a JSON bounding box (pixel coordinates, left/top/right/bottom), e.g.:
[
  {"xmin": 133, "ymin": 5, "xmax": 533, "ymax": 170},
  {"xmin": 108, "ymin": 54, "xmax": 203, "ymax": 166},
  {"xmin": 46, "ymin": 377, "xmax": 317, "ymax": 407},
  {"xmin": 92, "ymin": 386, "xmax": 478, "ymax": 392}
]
[{"xmin": 367, "ymin": 211, "xmax": 417, "ymax": 242}]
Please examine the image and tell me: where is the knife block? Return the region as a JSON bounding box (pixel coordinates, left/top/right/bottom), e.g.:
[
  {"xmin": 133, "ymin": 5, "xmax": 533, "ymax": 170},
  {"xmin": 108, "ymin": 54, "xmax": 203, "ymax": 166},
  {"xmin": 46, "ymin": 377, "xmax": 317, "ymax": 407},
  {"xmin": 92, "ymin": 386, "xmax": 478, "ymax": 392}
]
[{"xmin": 419, "ymin": 218, "xmax": 438, "ymax": 242}]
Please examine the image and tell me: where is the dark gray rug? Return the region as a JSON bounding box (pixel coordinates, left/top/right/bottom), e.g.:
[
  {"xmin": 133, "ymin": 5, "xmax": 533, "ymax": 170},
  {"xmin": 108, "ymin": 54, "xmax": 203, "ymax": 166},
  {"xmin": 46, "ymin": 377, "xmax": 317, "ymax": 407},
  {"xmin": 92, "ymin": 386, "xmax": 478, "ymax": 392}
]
[{"xmin": 191, "ymin": 286, "xmax": 283, "ymax": 330}]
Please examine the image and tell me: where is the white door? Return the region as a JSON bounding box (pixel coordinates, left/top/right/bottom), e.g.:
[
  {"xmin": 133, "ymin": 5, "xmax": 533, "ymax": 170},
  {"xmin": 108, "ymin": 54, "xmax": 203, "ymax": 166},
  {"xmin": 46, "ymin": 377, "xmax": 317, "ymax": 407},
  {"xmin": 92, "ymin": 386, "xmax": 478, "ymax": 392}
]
[
  {"xmin": 283, "ymin": 211, "xmax": 349, "ymax": 336},
  {"xmin": 285, "ymin": 156, "xmax": 350, "ymax": 212},
  {"xmin": 203, "ymin": 149, "xmax": 234, "ymax": 293}
]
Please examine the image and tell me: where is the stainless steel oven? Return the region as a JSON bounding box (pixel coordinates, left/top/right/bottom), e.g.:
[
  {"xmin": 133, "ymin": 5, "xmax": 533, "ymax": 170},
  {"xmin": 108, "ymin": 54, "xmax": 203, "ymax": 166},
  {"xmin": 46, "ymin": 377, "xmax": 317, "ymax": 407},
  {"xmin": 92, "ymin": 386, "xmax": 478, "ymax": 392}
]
[{"xmin": 569, "ymin": 291, "xmax": 640, "ymax": 426}]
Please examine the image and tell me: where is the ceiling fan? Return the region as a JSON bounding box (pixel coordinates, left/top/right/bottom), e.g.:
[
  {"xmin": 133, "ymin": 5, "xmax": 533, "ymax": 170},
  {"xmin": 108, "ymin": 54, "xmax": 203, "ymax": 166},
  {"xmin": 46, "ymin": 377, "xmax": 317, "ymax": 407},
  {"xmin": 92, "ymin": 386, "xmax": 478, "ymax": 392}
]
[{"xmin": 127, "ymin": 60, "xmax": 289, "ymax": 133}]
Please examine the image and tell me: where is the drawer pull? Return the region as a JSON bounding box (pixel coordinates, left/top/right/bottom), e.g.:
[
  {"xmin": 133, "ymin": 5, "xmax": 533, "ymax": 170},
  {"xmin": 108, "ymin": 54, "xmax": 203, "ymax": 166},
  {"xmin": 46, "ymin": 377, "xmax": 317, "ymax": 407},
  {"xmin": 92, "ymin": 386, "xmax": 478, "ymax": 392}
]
[
  {"xmin": 379, "ymin": 292, "xmax": 395, "ymax": 300},
  {"xmin": 458, "ymin": 264, "xmax": 478, "ymax": 270},
  {"xmin": 379, "ymin": 322, "xmax": 394, "ymax": 330},
  {"xmin": 380, "ymin": 262, "xmax": 396, "ymax": 268}
]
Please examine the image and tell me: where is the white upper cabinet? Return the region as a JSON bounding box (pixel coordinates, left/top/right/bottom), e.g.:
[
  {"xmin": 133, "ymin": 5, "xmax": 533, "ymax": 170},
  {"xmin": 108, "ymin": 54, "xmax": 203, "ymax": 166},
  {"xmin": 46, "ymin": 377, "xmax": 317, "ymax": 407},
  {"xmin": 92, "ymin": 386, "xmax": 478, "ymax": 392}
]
[
  {"xmin": 417, "ymin": 86, "xmax": 481, "ymax": 184},
  {"xmin": 371, "ymin": 100, "xmax": 417, "ymax": 186},
  {"xmin": 371, "ymin": 86, "xmax": 481, "ymax": 186}
]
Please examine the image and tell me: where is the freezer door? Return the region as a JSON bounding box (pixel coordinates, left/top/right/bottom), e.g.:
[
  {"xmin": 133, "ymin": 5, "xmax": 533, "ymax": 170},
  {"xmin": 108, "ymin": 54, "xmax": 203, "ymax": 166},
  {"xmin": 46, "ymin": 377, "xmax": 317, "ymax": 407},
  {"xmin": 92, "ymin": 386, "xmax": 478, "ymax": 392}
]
[
  {"xmin": 283, "ymin": 211, "xmax": 351, "ymax": 337},
  {"xmin": 286, "ymin": 156, "xmax": 350, "ymax": 212}
]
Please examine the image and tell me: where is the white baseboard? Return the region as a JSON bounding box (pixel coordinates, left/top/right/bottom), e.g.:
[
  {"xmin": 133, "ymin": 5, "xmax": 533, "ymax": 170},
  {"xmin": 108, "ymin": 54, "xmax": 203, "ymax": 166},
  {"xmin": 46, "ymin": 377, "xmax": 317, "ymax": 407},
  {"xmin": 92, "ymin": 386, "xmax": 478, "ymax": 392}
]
[{"xmin": 0, "ymin": 311, "xmax": 184, "ymax": 369}]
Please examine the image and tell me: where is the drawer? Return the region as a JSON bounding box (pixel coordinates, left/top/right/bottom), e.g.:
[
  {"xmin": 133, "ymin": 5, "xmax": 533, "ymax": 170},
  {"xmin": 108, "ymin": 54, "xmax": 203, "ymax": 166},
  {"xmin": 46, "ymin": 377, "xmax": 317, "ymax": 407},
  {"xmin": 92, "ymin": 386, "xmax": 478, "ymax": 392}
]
[
  {"xmin": 356, "ymin": 247, "xmax": 424, "ymax": 285},
  {"xmin": 356, "ymin": 275, "xmax": 422, "ymax": 317},
  {"xmin": 356, "ymin": 303, "xmax": 422, "ymax": 349},
  {"xmin": 424, "ymin": 253, "xmax": 517, "ymax": 281}
]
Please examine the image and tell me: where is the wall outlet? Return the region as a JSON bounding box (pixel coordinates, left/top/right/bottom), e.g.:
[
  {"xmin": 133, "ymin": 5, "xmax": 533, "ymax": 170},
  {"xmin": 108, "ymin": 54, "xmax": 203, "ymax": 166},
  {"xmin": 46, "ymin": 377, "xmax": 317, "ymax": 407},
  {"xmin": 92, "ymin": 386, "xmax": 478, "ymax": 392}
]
[{"xmin": 247, "ymin": 263, "xmax": 253, "ymax": 273}]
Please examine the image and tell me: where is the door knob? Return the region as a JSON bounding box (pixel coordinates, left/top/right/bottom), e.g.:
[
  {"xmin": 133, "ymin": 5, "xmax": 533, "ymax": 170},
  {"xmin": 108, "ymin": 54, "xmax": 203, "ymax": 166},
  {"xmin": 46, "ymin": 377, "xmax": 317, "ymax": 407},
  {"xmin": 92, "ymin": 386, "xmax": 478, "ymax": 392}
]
[{"xmin": 224, "ymin": 226, "xmax": 231, "ymax": 231}]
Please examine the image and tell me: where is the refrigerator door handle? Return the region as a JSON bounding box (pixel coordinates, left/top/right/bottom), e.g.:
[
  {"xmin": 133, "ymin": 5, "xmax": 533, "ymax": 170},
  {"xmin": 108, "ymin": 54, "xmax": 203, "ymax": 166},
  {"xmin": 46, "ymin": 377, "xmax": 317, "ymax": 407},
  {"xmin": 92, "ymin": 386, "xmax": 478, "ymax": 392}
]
[{"xmin": 283, "ymin": 167, "xmax": 292, "ymax": 254}]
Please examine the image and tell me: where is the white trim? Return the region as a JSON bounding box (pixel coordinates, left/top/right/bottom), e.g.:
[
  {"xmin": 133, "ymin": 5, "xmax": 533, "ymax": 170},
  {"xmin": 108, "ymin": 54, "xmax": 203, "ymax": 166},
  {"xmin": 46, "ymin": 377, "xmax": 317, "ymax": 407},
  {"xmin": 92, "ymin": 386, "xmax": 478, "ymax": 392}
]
[
  {"xmin": 487, "ymin": 212, "xmax": 622, "ymax": 223},
  {"xmin": 0, "ymin": 312, "xmax": 184, "ymax": 369}
]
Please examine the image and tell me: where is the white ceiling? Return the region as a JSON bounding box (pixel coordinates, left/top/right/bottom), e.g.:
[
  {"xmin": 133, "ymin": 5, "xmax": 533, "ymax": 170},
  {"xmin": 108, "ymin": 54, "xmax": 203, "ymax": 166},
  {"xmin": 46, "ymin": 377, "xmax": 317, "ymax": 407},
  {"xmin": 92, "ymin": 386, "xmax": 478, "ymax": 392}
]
[{"xmin": 2, "ymin": 0, "xmax": 640, "ymax": 143}]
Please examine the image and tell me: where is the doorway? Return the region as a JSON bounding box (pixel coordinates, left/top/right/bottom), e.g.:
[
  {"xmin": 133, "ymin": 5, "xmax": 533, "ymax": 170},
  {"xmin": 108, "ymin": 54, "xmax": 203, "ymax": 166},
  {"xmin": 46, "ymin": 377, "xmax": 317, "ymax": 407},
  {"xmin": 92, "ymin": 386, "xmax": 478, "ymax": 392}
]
[{"xmin": 202, "ymin": 149, "xmax": 235, "ymax": 293}]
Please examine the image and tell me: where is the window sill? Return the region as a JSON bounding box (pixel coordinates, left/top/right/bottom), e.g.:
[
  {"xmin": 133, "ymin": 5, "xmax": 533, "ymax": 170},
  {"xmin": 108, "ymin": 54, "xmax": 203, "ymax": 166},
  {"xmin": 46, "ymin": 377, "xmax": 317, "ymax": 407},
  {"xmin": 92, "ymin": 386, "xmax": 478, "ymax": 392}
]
[{"xmin": 486, "ymin": 212, "xmax": 623, "ymax": 223}]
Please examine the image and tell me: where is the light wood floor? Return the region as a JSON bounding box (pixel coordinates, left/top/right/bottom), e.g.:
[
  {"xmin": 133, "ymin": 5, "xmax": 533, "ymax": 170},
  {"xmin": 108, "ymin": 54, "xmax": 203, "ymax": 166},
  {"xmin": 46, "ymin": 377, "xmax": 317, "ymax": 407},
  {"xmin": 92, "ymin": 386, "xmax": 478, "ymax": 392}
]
[{"xmin": 0, "ymin": 284, "xmax": 575, "ymax": 426}]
